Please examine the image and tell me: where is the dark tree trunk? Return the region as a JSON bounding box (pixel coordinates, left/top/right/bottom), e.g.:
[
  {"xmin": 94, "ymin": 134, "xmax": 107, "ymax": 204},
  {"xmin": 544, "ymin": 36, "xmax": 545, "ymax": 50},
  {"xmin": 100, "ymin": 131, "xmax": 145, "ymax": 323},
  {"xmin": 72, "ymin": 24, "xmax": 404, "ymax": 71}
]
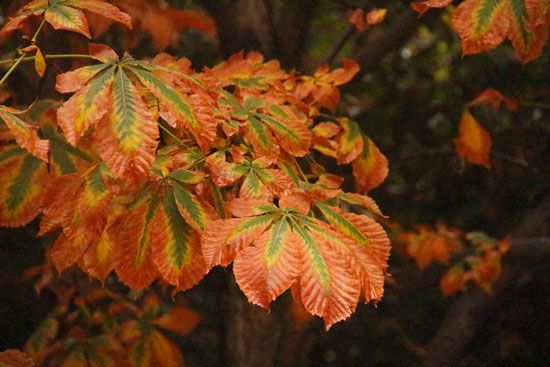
[{"xmin": 203, "ymin": 0, "xmax": 317, "ymax": 69}]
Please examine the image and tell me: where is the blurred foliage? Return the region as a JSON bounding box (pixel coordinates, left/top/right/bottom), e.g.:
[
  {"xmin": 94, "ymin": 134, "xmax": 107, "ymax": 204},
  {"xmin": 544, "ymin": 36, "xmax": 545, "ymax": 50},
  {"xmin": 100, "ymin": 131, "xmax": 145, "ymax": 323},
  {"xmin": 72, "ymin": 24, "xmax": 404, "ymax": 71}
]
[{"xmin": 0, "ymin": 0, "xmax": 548, "ymax": 366}]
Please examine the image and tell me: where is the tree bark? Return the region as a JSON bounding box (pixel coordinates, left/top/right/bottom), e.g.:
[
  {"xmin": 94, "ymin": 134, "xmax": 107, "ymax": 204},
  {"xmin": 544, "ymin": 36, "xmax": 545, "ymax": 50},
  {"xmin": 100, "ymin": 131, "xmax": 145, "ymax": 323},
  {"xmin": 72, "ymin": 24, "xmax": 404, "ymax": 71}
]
[
  {"xmin": 202, "ymin": 0, "xmax": 317, "ymax": 68},
  {"xmin": 224, "ymin": 279, "xmax": 319, "ymax": 367}
]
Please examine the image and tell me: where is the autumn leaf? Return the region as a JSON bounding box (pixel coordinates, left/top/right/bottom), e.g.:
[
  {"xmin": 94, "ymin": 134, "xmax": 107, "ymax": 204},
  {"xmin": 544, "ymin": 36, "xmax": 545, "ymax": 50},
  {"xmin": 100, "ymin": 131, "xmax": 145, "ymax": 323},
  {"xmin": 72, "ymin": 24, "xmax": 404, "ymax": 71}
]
[
  {"xmin": 0, "ymin": 0, "xmax": 131, "ymax": 39},
  {"xmin": 402, "ymin": 224, "xmax": 462, "ymax": 269},
  {"xmin": 0, "ymin": 105, "xmax": 49, "ymax": 162},
  {"xmin": 367, "ymin": 8, "xmax": 388, "ymax": 25},
  {"xmin": 153, "ymin": 305, "xmax": 201, "ymax": 336},
  {"xmin": 103, "ymin": 0, "xmax": 217, "ymax": 51},
  {"xmin": 351, "ymin": 135, "xmax": 389, "ymax": 193},
  {"xmin": 410, "ymin": 0, "xmax": 452, "ymax": 15},
  {"xmin": 468, "ymin": 88, "xmax": 520, "ymax": 110},
  {"xmin": 440, "ymin": 265, "xmax": 466, "ymax": 296},
  {"xmin": 335, "ymin": 118, "xmax": 363, "ymax": 164},
  {"xmin": 453, "ymin": 110, "xmax": 492, "ymax": 168},
  {"xmin": 0, "ymin": 145, "xmax": 49, "ymax": 227},
  {"xmin": 34, "ymin": 48, "xmax": 46, "ymax": 77},
  {"xmin": 412, "ymin": 0, "xmax": 549, "ymax": 63},
  {"xmin": 56, "ymin": 44, "xmax": 222, "ymax": 178},
  {"xmin": 203, "ymin": 196, "xmax": 390, "ymax": 329},
  {"xmin": 233, "ymin": 218, "xmax": 301, "ymax": 308},
  {"xmin": 294, "ymin": 59, "xmax": 360, "ymax": 111},
  {"xmin": 0, "ymin": 349, "xmax": 34, "ymax": 367}
]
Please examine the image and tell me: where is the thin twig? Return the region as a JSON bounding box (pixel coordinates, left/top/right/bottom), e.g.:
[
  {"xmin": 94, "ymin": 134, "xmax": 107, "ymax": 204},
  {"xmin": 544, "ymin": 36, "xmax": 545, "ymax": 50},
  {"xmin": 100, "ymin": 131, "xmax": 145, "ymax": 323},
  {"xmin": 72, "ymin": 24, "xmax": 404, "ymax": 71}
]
[
  {"xmin": 389, "ymin": 148, "xmax": 531, "ymax": 170},
  {"xmin": 0, "ymin": 53, "xmax": 96, "ymax": 66}
]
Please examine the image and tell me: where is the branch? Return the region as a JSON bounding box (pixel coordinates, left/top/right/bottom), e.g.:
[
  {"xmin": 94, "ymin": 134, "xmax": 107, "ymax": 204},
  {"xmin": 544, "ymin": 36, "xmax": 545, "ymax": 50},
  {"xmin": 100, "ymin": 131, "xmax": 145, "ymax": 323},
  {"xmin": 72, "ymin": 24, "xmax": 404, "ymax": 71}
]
[
  {"xmin": 353, "ymin": 8, "xmax": 437, "ymax": 76},
  {"xmin": 322, "ymin": 23, "xmax": 356, "ymax": 66},
  {"xmin": 421, "ymin": 194, "xmax": 550, "ymax": 367},
  {"xmin": 389, "ymin": 147, "xmax": 531, "ymax": 170}
]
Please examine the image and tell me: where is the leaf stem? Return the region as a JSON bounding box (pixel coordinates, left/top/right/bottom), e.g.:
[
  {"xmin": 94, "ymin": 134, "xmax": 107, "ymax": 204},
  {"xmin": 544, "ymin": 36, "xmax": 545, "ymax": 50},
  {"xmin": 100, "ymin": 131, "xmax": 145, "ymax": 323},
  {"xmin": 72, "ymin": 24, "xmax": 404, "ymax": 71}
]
[
  {"xmin": 0, "ymin": 53, "xmax": 97, "ymax": 66},
  {"xmin": 158, "ymin": 123, "xmax": 189, "ymax": 149}
]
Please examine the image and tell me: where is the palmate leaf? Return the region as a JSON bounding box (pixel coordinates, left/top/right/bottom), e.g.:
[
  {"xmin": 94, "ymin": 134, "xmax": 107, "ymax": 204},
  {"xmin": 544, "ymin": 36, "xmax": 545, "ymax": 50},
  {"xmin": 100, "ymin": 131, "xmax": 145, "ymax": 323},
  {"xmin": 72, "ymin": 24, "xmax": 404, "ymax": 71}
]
[
  {"xmin": 104, "ymin": 174, "xmax": 209, "ymax": 290},
  {"xmin": 202, "ymin": 197, "xmax": 390, "ymax": 329},
  {"xmin": 0, "ymin": 0, "xmax": 131, "ymax": 39},
  {"xmin": 412, "ymin": 0, "xmax": 549, "ymax": 63},
  {"xmin": 0, "ymin": 145, "xmax": 49, "ymax": 227},
  {"xmin": 55, "ymin": 45, "xmax": 220, "ymax": 178},
  {"xmin": 129, "ymin": 66, "xmax": 217, "ymax": 153}
]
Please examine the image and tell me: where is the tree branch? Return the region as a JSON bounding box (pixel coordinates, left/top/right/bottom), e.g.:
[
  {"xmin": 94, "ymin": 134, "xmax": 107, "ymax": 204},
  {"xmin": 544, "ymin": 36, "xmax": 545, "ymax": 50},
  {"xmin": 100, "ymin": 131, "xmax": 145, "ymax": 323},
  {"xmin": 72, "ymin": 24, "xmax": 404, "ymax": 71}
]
[{"xmin": 353, "ymin": 8, "xmax": 437, "ymax": 76}]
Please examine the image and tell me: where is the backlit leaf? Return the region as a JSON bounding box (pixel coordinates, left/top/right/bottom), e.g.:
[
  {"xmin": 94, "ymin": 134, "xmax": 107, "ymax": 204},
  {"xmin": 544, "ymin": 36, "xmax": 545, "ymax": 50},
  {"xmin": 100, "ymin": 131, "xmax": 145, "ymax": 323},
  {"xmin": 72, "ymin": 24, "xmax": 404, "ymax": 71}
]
[{"xmin": 453, "ymin": 110, "xmax": 492, "ymax": 168}]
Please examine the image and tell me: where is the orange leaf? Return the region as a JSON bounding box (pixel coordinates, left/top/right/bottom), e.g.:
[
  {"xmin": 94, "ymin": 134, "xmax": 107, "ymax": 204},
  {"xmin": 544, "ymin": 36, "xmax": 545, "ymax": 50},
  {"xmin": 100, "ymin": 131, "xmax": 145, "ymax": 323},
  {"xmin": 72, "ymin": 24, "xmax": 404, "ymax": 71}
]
[
  {"xmin": 348, "ymin": 8, "xmax": 366, "ymax": 31},
  {"xmin": 113, "ymin": 0, "xmax": 216, "ymax": 50},
  {"xmin": 351, "ymin": 136, "xmax": 388, "ymax": 193},
  {"xmin": 440, "ymin": 266, "xmax": 466, "ymax": 296},
  {"xmin": 149, "ymin": 330, "xmax": 184, "ymax": 367},
  {"xmin": 0, "ymin": 349, "xmax": 34, "ymax": 367},
  {"xmin": 153, "ymin": 305, "xmax": 201, "ymax": 336},
  {"xmin": 410, "ymin": 0, "xmax": 452, "ymax": 15},
  {"xmin": 453, "ymin": 110, "xmax": 492, "ymax": 168},
  {"xmin": 233, "ymin": 219, "xmax": 301, "ymax": 309},
  {"xmin": 34, "ymin": 48, "xmax": 46, "ymax": 77},
  {"xmin": 468, "ymin": 88, "xmax": 519, "ymax": 110},
  {"xmin": 366, "ymin": 8, "xmax": 387, "ymax": 25}
]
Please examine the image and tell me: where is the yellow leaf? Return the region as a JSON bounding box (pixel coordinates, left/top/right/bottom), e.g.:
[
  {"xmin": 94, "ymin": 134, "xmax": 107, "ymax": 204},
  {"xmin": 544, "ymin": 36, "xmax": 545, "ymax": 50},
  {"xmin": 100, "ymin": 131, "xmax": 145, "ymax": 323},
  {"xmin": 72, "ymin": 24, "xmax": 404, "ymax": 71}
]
[
  {"xmin": 453, "ymin": 110, "xmax": 492, "ymax": 168},
  {"xmin": 34, "ymin": 48, "xmax": 46, "ymax": 77},
  {"xmin": 366, "ymin": 8, "xmax": 387, "ymax": 25}
]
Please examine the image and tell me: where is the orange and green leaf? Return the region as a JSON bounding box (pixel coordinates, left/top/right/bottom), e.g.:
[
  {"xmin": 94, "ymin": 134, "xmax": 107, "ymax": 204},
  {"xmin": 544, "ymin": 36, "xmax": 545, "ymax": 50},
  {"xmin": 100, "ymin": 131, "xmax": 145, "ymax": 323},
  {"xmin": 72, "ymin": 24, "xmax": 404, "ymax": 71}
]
[
  {"xmin": 233, "ymin": 218, "xmax": 301, "ymax": 308},
  {"xmin": 201, "ymin": 214, "xmax": 279, "ymax": 267},
  {"xmin": 0, "ymin": 145, "xmax": 49, "ymax": 227},
  {"xmin": 111, "ymin": 199, "xmax": 159, "ymax": 290},
  {"xmin": 0, "ymin": 106, "xmax": 49, "ymax": 162},
  {"xmin": 151, "ymin": 191, "xmax": 207, "ymax": 291},
  {"xmin": 94, "ymin": 67, "xmax": 159, "ymax": 178},
  {"xmin": 351, "ymin": 136, "xmax": 388, "ymax": 193},
  {"xmin": 57, "ymin": 66, "xmax": 114, "ymax": 146}
]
